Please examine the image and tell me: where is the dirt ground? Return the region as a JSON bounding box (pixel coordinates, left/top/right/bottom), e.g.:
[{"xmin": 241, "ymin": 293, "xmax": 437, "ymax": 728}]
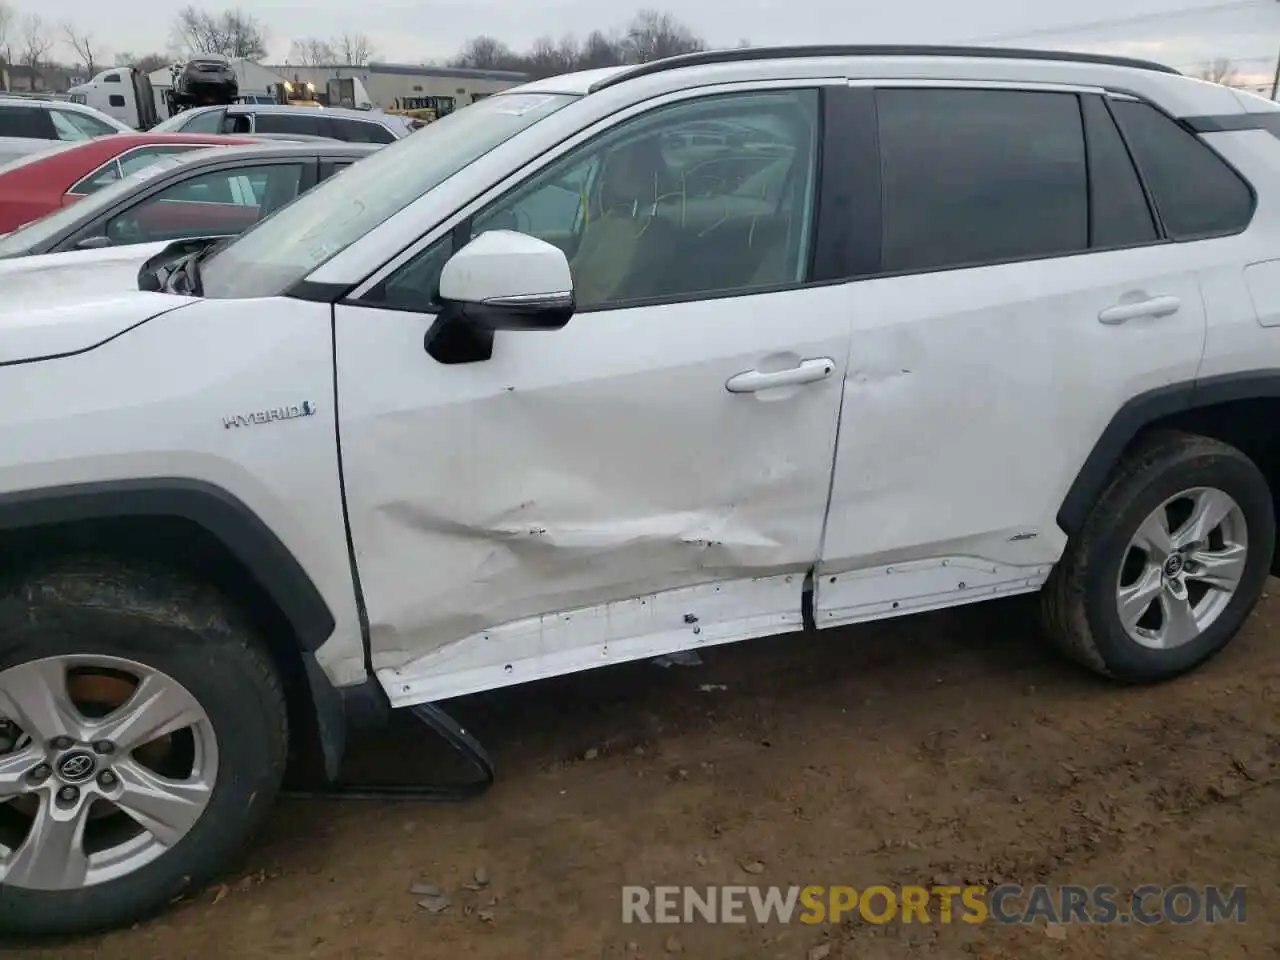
[{"xmin": 16, "ymin": 589, "xmax": 1280, "ymax": 960}]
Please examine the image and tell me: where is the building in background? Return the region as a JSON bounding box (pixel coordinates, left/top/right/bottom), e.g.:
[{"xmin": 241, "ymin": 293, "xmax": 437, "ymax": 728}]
[{"xmin": 263, "ymin": 62, "xmax": 528, "ymax": 115}]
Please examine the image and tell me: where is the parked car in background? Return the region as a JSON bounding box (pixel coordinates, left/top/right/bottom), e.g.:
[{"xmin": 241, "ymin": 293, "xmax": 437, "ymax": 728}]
[
  {"xmin": 0, "ymin": 141, "xmax": 378, "ymax": 257},
  {"xmin": 0, "ymin": 132, "xmax": 267, "ymax": 234},
  {"xmin": 0, "ymin": 96, "xmax": 132, "ymax": 167},
  {"xmin": 151, "ymin": 102, "xmax": 415, "ymax": 143}
]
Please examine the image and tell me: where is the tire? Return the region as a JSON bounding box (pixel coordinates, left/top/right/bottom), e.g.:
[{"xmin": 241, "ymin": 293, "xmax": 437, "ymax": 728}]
[
  {"xmin": 1043, "ymin": 430, "xmax": 1275, "ymax": 683},
  {"xmin": 0, "ymin": 556, "xmax": 288, "ymax": 937}
]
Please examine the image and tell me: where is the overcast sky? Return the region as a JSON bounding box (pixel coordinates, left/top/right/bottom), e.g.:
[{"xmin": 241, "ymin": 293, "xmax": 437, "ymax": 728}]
[{"xmin": 11, "ymin": 0, "xmax": 1280, "ymax": 82}]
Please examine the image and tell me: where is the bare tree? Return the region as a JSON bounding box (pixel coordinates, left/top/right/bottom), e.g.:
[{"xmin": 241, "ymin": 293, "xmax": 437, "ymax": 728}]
[
  {"xmin": 117, "ymin": 52, "xmax": 172, "ymax": 73},
  {"xmin": 334, "ymin": 31, "xmax": 375, "ymax": 66},
  {"xmin": 289, "ymin": 37, "xmax": 337, "ymax": 66},
  {"xmin": 1195, "ymin": 57, "xmax": 1240, "ymax": 87},
  {"xmin": 621, "ymin": 9, "xmax": 704, "ymax": 64},
  {"xmin": 526, "ymin": 34, "xmax": 580, "ymax": 78},
  {"xmin": 578, "ymin": 30, "xmax": 625, "ymax": 70},
  {"xmin": 63, "ymin": 23, "xmax": 100, "ymax": 75},
  {"xmin": 0, "ymin": 1, "xmax": 13, "ymax": 66},
  {"xmin": 451, "ymin": 35, "xmax": 517, "ymax": 71},
  {"xmin": 19, "ymin": 13, "xmax": 52, "ymax": 69},
  {"xmin": 172, "ymin": 7, "xmax": 267, "ymax": 60}
]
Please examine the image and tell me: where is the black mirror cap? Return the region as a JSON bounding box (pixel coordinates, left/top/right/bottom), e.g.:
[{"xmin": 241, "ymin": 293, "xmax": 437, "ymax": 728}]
[
  {"xmin": 135, "ymin": 235, "xmax": 229, "ymax": 293},
  {"xmin": 453, "ymin": 292, "xmax": 575, "ymax": 332}
]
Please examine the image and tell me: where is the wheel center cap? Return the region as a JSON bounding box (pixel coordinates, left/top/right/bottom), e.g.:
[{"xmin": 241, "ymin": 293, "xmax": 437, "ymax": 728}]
[
  {"xmin": 1163, "ymin": 554, "xmax": 1185, "ymax": 578},
  {"xmin": 56, "ymin": 750, "xmax": 98, "ymax": 784}
]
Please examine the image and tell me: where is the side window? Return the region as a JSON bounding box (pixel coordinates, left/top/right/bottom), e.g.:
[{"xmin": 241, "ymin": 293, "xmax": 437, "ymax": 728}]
[
  {"xmin": 875, "ymin": 88, "xmax": 1088, "ymax": 273},
  {"xmin": 1109, "ymin": 98, "xmax": 1254, "ymax": 239},
  {"xmin": 70, "ymin": 146, "xmax": 204, "ymax": 196},
  {"xmin": 255, "ymin": 113, "xmax": 326, "ymax": 137},
  {"xmin": 55, "ymin": 110, "xmax": 119, "ymax": 138},
  {"xmin": 367, "ymin": 88, "xmax": 821, "ymax": 312},
  {"xmin": 0, "ymin": 105, "xmax": 53, "ymax": 139},
  {"xmin": 1080, "ymin": 95, "xmax": 1158, "ymax": 248},
  {"xmin": 104, "ymin": 164, "xmax": 304, "ymax": 244},
  {"xmin": 332, "ymin": 119, "xmax": 396, "ymax": 144},
  {"xmin": 109, "ymin": 95, "xmax": 126, "ymax": 108},
  {"xmin": 104, "ymin": 74, "xmax": 121, "ymax": 83},
  {"xmin": 179, "ymin": 109, "xmax": 226, "ymax": 134}
]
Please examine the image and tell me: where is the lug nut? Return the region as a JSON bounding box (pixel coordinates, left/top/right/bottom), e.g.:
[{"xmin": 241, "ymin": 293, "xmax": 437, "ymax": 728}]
[
  {"xmin": 56, "ymin": 785, "xmax": 79, "ymax": 804},
  {"xmin": 92, "ymin": 740, "xmax": 115, "ymax": 755},
  {"xmin": 49, "ymin": 736, "xmax": 74, "ymax": 751},
  {"xmin": 27, "ymin": 763, "xmax": 51, "ymax": 783},
  {"xmin": 97, "ymin": 770, "xmax": 117, "ymax": 788}
]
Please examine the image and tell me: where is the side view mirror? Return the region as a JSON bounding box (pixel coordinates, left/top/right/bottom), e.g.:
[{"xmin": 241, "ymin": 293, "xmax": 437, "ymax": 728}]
[
  {"xmin": 438, "ymin": 229, "xmax": 574, "ymax": 331},
  {"xmin": 135, "ymin": 235, "xmax": 231, "ymax": 292},
  {"xmin": 426, "ymin": 230, "xmax": 575, "ymax": 364},
  {"xmin": 75, "ymin": 235, "xmax": 113, "ymax": 250}
]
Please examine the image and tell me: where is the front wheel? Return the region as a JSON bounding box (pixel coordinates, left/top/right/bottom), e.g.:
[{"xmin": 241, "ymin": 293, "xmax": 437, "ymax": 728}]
[
  {"xmin": 1043, "ymin": 431, "xmax": 1275, "ymax": 682},
  {"xmin": 0, "ymin": 559, "xmax": 288, "ymax": 937}
]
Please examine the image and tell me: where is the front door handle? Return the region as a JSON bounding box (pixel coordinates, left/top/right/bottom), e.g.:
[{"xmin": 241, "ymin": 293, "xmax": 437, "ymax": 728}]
[
  {"xmin": 725, "ymin": 357, "xmax": 835, "ymax": 393},
  {"xmin": 1098, "ymin": 295, "xmax": 1182, "ymax": 325}
]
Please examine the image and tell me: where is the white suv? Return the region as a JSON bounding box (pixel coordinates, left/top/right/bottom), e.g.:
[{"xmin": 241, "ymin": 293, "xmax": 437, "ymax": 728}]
[
  {"xmin": 0, "ymin": 96, "xmax": 131, "ymax": 166},
  {"xmin": 1, "ymin": 44, "xmax": 1279, "ymax": 937}
]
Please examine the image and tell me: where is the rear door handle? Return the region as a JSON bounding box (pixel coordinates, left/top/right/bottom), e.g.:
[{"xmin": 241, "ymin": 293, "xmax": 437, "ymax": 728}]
[
  {"xmin": 1098, "ymin": 295, "xmax": 1182, "ymax": 325},
  {"xmin": 725, "ymin": 357, "xmax": 835, "ymax": 393}
]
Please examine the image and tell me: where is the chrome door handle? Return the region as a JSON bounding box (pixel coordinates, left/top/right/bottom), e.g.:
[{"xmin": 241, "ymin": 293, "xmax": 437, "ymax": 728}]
[
  {"xmin": 1098, "ymin": 295, "xmax": 1182, "ymax": 325},
  {"xmin": 725, "ymin": 357, "xmax": 835, "ymax": 393}
]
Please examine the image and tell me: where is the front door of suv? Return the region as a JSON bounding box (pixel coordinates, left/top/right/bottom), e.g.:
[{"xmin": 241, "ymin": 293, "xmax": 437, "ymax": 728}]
[
  {"xmin": 812, "ymin": 82, "xmax": 1251, "ymax": 627},
  {"xmin": 333, "ymin": 83, "xmax": 856, "ymax": 700}
]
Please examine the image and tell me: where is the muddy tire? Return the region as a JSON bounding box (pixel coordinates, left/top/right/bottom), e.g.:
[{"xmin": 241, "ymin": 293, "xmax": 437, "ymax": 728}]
[
  {"xmin": 1042, "ymin": 431, "xmax": 1275, "ymax": 683},
  {"xmin": 0, "ymin": 557, "xmax": 287, "ymax": 937}
]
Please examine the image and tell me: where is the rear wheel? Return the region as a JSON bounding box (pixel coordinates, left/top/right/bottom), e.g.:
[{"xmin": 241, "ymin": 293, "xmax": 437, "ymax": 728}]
[
  {"xmin": 1043, "ymin": 431, "xmax": 1275, "ymax": 682},
  {"xmin": 0, "ymin": 558, "xmax": 287, "ymax": 937}
]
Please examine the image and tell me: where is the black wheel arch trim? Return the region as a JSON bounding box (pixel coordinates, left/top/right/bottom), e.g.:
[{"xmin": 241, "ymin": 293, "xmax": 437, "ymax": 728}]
[
  {"xmin": 0, "ymin": 477, "xmax": 337, "ymax": 649},
  {"xmin": 1057, "ymin": 370, "xmax": 1280, "ymax": 536}
]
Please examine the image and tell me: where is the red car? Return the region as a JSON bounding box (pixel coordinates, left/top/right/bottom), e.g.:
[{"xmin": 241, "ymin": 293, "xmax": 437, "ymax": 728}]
[{"xmin": 0, "ymin": 132, "xmax": 261, "ymax": 233}]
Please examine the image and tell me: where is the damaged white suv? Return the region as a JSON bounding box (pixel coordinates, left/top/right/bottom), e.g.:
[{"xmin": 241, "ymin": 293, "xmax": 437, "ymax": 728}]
[{"xmin": 3, "ymin": 44, "xmax": 1280, "ymax": 936}]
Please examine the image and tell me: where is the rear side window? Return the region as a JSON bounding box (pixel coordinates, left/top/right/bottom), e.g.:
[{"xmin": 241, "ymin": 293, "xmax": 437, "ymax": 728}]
[
  {"xmin": 255, "ymin": 113, "xmax": 326, "ymax": 137},
  {"xmin": 1080, "ymin": 95, "xmax": 1158, "ymax": 248},
  {"xmin": 330, "ymin": 117, "xmax": 395, "ymax": 143},
  {"xmin": 875, "ymin": 88, "xmax": 1088, "ymax": 273},
  {"xmin": 1109, "ymin": 98, "xmax": 1253, "ymax": 239},
  {"xmin": 0, "ymin": 105, "xmax": 53, "ymax": 139}
]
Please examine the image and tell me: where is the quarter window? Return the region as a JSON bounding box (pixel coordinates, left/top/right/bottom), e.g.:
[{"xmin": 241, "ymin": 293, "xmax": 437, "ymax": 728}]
[
  {"xmin": 1109, "ymin": 98, "xmax": 1253, "ymax": 239},
  {"xmin": 876, "ymin": 88, "xmax": 1089, "ymax": 273},
  {"xmin": 368, "ymin": 88, "xmax": 822, "ymax": 312},
  {"xmin": 1080, "ymin": 95, "xmax": 1158, "ymax": 248},
  {"xmin": 331, "ymin": 117, "xmax": 396, "ymax": 143}
]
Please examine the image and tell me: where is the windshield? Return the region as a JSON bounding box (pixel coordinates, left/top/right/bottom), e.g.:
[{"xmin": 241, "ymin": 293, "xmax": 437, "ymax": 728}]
[
  {"xmin": 199, "ymin": 92, "xmax": 576, "ymax": 299},
  {"xmin": 0, "ymin": 153, "xmax": 190, "ymax": 256}
]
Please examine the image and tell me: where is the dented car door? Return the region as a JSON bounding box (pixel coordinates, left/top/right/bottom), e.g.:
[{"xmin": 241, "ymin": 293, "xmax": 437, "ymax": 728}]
[{"xmin": 334, "ymin": 82, "xmax": 855, "ymax": 704}]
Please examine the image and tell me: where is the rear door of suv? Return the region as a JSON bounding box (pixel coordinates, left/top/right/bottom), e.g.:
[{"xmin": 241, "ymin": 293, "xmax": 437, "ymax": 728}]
[{"xmin": 812, "ymin": 81, "xmax": 1234, "ymax": 627}]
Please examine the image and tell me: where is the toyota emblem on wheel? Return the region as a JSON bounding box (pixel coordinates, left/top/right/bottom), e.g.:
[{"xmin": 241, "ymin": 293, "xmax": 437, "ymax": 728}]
[{"xmin": 55, "ymin": 751, "xmax": 97, "ymax": 784}]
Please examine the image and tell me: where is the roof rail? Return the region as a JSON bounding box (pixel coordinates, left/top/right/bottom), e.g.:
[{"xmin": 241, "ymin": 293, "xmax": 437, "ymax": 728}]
[{"xmin": 587, "ymin": 44, "xmax": 1181, "ymax": 93}]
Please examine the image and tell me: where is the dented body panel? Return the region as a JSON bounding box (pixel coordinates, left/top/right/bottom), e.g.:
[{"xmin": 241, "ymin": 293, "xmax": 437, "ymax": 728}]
[{"xmin": 334, "ymin": 283, "xmax": 853, "ymax": 675}]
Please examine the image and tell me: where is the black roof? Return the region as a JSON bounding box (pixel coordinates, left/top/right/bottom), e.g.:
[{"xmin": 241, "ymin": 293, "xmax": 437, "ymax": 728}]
[{"xmin": 589, "ymin": 44, "xmax": 1182, "ymax": 92}]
